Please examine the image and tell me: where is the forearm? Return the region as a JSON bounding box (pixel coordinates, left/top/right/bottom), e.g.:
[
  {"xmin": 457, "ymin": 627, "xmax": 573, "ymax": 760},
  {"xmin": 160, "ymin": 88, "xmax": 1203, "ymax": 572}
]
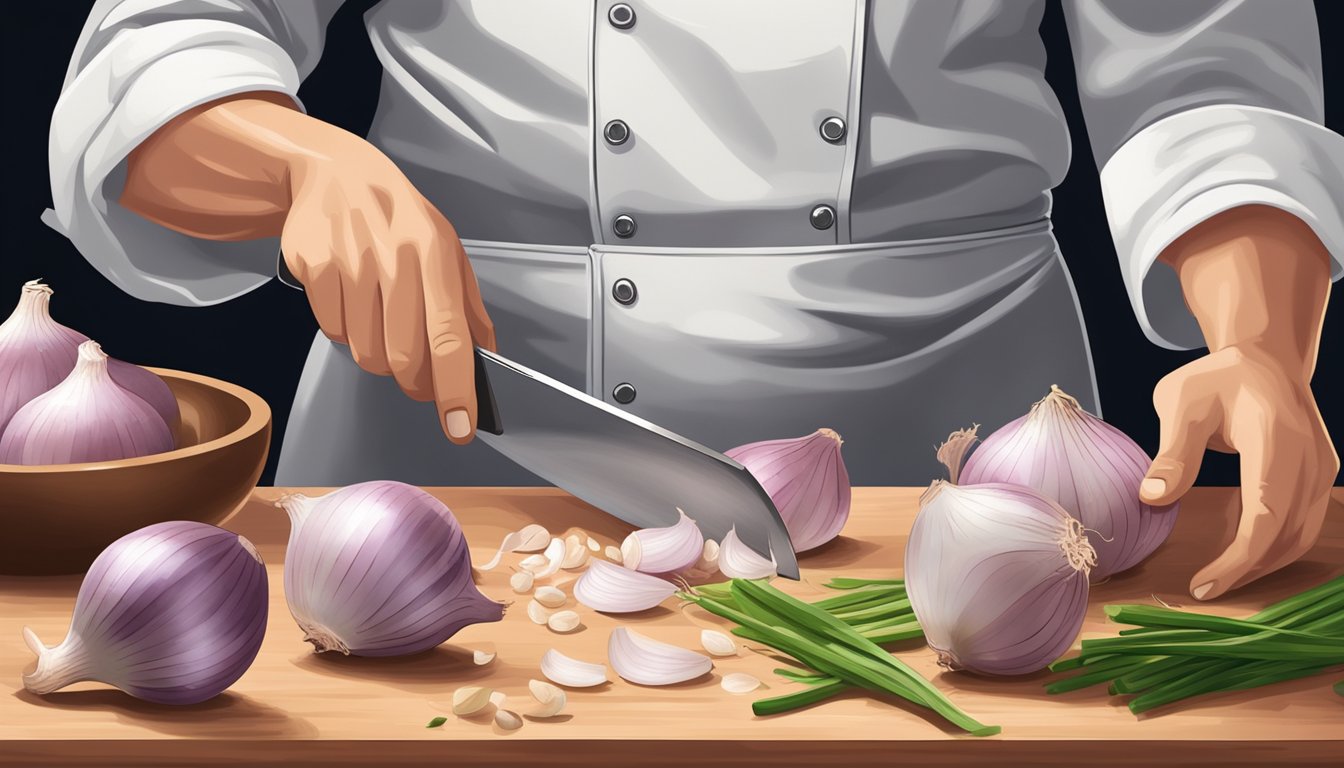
[
  {"xmin": 1159, "ymin": 205, "xmax": 1332, "ymax": 379},
  {"xmin": 120, "ymin": 92, "xmax": 349, "ymax": 241}
]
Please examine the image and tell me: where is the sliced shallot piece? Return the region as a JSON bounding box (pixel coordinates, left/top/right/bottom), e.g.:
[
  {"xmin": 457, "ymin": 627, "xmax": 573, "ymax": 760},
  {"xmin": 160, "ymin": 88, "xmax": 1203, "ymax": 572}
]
[
  {"xmin": 573, "ymin": 559, "xmax": 678, "ymax": 613},
  {"xmin": 608, "ymin": 627, "xmax": 713, "ymax": 686},
  {"xmin": 620, "ymin": 508, "xmax": 704, "ymax": 575},
  {"xmin": 478, "ymin": 530, "xmax": 524, "ymax": 571},
  {"xmin": 540, "ymin": 649, "xmax": 608, "ymax": 688},
  {"xmin": 717, "ymin": 527, "xmax": 777, "ymax": 580}
]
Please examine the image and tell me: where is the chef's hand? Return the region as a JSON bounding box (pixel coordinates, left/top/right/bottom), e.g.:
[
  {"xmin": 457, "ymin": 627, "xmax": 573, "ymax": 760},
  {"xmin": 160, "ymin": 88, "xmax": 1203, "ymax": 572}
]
[
  {"xmin": 279, "ymin": 126, "xmax": 497, "ymax": 444},
  {"xmin": 122, "ymin": 94, "xmax": 495, "ymax": 444},
  {"xmin": 1139, "ymin": 205, "xmax": 1336, "ymax": 601}
]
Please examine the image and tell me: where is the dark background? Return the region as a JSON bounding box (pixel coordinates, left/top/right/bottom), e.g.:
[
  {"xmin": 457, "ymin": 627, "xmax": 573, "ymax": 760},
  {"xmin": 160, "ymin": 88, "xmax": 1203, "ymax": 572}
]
[{"xmin": 3, "ymin": 1, "xmax": 1340, "ymax": 486}]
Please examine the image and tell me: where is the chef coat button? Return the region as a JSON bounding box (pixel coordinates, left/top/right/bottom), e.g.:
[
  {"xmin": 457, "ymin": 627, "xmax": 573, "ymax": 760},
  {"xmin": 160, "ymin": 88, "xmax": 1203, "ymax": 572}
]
[
  {"xmin": 613, "ymin": 214, "xmax": 637, "ymax": 238},
  {"xmin": 819, "ymin": 116, "xmax": 847, "ymax": 143},
  {"xmin": 608, "ymin": 3, "xmax": 635, "ymax": 29},
  {"xmin": 612, "ymin": 278, "xmax": 638, "ymax": 305},
  {"xmin": 810, "ymin": 204, "xmax": 836, "ymax": 230},
  {"xmin": 604, "ymin": 119, "xmax": 630, "ymax": 145},
  {"xmin": 612, "ymin": 382, "xmax": 637, "ymax": 404}
]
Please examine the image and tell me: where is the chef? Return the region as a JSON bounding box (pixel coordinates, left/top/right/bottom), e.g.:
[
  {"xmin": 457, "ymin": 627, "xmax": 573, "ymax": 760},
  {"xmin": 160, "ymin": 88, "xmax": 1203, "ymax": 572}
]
[{"xmin": 47, "ymin": 1, "xmax": 1341, "ymax": 600}]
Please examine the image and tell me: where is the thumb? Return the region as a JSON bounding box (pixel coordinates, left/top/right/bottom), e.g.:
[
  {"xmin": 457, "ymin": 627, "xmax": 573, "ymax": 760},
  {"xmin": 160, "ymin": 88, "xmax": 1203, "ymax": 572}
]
[{"xmin": 1142, "ymin": 388, "xmax": 1217, "ymax": 507}]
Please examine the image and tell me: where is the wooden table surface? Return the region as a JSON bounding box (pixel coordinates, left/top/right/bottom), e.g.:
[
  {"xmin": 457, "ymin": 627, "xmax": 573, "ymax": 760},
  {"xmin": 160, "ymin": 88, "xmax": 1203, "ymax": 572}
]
[{"xmin": 2, "ymin": 487, "xmax": 1341, "ymax": 767}]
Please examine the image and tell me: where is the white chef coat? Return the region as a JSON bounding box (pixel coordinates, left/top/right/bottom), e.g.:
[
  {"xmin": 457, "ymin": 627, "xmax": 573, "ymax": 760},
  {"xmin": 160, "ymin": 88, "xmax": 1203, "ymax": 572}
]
[{"xmin": 46, "ymin": 1, "xmax": 1344, "ymax": 486}]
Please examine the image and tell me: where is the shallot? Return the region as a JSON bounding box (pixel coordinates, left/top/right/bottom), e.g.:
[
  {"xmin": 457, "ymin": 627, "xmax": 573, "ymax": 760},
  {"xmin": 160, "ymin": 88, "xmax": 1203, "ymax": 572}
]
[
  {"xmin": 22, "ymin": 521, "xmax": 267, "ymax": 704},
  {"xmin": 905, "ymin": 435, "xmax": 1097, "ymax": 675},
  {"xmin": 608, "ymin": 627, "xmax": 713, "ymax": 686},
  {"xmin": 620, "ymin": 508, "xmax": 703, "ymax": 574},
  {"xmin": 959, "ymin": 386, "xmax": 1179, "ymax": 579},
  {"xmin": 1, "ymin": 341, "xmax": 173, "ymax": 464},
  {"xmin": 277, "ymin": 482, "xmax": 503, "ymax": 656},
  {"xmin": 726, "ymin": 428, "xmax": 851, "ymax": 552},
  {"xmin": 573, "ymin": 559, "xmax": 678, "ymax": 613},
  {"xmin": 717, "ymin": 527, "xmax": 776, "ymax": 580},
  {"xmin": 0, "ymin": 280, "xmax": 177, "ymax": 431}
]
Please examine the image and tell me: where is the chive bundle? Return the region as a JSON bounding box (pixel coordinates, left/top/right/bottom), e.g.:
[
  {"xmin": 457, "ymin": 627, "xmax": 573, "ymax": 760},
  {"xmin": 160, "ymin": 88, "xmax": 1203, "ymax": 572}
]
[
  {"xmin": 680, "ymin": 578, "xmax": 998, "ymax": 736},
  {"xmin": 1047, "ymin": 575, "xmax": 1344, "ymax": 714}
]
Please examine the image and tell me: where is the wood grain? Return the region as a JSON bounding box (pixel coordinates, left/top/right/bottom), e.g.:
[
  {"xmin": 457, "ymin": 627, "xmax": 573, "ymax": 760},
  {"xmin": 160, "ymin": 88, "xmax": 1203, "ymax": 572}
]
[{"xmin": 2, "ymin": 487, "xmax": 1341, "ymax": 767}]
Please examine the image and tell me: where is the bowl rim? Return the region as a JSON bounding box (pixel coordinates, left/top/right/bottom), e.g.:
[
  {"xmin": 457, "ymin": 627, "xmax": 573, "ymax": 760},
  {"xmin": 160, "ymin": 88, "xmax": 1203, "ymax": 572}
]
[{"xmin": 0, "ymin": 367, "xmax": 271, "ymax": 473}]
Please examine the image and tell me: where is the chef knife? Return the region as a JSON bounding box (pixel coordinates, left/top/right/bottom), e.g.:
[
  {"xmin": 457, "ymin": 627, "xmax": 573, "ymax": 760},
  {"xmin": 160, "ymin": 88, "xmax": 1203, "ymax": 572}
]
[{"xmin": 276, "ymin": 255, "xmax": 799, "ymax": 578}]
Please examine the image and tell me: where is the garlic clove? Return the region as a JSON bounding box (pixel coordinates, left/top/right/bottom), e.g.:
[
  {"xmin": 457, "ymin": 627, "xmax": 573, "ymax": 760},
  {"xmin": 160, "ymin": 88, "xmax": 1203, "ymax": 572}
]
[
  {"xmin": 540, "ymin": 649, "xmax": 608, "ymax": 688},
  {"xmin": 520, "ymin": 554, "xmax": 548, "ymax": 572},
  {"xmin": 717, "ymin": 527, "xmax": 777, "ymax": 580},
  {"xmin": 546, "ymin": 610, "xmax": 581, "ymax": 634},
  {"xmin": 608, "ymin": 627, "xmax": 713, "ymax": 686},
  {"xmin": 534, "ymin": 586, "xmax": 567, "ymax": 608},
  {"xmin": 528, "ymin": 679, "xmax": 567, "ymax": 718},
  {"xmin": 618, "ymin": 508, "xmax": 704, "ymax": 575},
  {"xmin": 604, "ymin": 545, "xmax": 623, "ymax": 564},
  {"xmin": 473, "ymin": 649, "xmax": 496, "ymax": 666},
  {"xmin": 489, "ymin": 690, "xmax": 508, "ymax": 708},
  {"xmin": 699, "ymin": 629, "xmax": 737, "ymax": 657},
  {"xmin": 695, "ymin": 539, "xmax": 720, "ymax": 574},
  {"xmin": 479, "ymin": 531, "xmax": 524, "ymax": 571},
  {"xmin": 572, "ymin": 559, "xmax": 678, "ymax": 613},
  {"xmin": 726, "ymin": 428, "xmax": 852, "ymax": 553},
  {"xmin": 494, "ymin": 709, "xmax": 523, "ymax": 731},
  {"xmin": 510, "ymin": 570, "xmax": 535, "ymax": 594},
  {"xmin": 530, "ymin": 538, "xmax": 566, "ymax": 579},
  {"xmin": 526, "ymin": 600, "xmax": 552, "ymax": 625},
  {"xmin": 561, "ymin": 534, "xmax": 591, "ymax": 570},
  {"xmin": 452, "ymin": 686, "xmax": 494, "ymax": 716},
  {"xmin": 721, "ymin": 672, "xmax": 762, "ymax": 694},
  {"xmin": 587, "ymin": 536, "xmax": 601, "ymax": 552},
  {"xmin": 516, "ymin": 524, "xmax": 551, "ymax": 552}
]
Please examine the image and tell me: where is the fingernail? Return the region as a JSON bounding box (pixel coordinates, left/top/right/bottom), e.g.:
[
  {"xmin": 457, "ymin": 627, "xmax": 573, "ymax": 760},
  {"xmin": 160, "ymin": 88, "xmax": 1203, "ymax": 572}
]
[
  {"xmin": 1192, "ymin": 581, "xmax": 1215, "ymax": 600},
  {"xmin": 1139, "ymin": 477, "xmax": 1166, "ymax": 499},
  {"xmin": 445, "ymin": 409, "xmax": 471, "ymax": 439}
]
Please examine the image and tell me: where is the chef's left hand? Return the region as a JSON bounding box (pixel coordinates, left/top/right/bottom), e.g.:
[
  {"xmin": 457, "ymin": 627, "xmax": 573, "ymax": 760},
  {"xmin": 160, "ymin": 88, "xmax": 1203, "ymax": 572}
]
[{"xmin": 1137, "ymin": 205, "xmax": 1337, "ymax": 601}]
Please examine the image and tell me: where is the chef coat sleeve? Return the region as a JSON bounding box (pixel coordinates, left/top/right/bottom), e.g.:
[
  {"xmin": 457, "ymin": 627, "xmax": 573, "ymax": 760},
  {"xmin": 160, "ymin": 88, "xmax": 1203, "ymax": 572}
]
[
  {"xmin": 44, "ymin": 0, "xmax": 345, "ymax": 307},
  {"xmin": 1062, "ymin": 0, "xmax": 1344, "ymax": 350}
]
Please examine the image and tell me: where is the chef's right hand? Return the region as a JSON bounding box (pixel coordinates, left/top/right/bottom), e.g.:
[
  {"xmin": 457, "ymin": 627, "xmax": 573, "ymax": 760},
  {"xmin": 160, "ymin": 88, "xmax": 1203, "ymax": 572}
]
[{"xmin": 280, "ymin": 135, "xmax": 496, "ymax": 445}]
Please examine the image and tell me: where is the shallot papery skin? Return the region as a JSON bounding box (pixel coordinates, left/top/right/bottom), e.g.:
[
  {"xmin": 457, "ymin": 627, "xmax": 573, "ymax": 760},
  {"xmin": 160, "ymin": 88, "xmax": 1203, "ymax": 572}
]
[
  {"xmin": 905, "ymin": 481, "xmax": 1095, "ymax": 676},
  {"xmin": 0, "ymin": 341, "xmax": 173, "ymax": 464},
  {"xmin": 960, "ymin": 386, "xmax": 1179, "ymax": 579},
  {"xmin": 726, "ymin": 428, "xmax": 851, "ymax": 552},
  {"xmin": 22, "ymin": 521, "xmax": 268, "ymax": 704},
  {"xmin": 0, "ymin": 280, "xmax": 178, "ymax": 430},
  {"xmin": 0, "ymin": 281, "xmax": 85, "ymax": 431},
  {"xmin": 278, "ymin": 481, "xmax": 504, "ymax": 656}
]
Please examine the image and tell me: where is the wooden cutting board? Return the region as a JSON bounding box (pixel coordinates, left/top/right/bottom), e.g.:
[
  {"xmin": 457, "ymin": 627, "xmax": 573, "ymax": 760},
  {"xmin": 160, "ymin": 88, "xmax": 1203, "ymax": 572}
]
[{"xmin": 2, "ymin": 487, "xmax": 1341, "ymax": 767}]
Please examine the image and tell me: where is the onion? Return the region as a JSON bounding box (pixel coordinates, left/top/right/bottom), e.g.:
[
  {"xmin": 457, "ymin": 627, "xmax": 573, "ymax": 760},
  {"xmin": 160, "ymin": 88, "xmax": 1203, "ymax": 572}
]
[
  {"xmin": 0, "ymin": 340, "xmax": 173, "ymax": 464},
  {"xmin": 22, "ymin": 521, "xmax": 268, "ymax": 704},
  {"xmin": 959, "ymin": 386, "xmax": 1179, "ymax": 579},
  {"xmin": 276, "ymin": 481, "xmax": 504, "ymax": 656},
  {"xmin": 905, "ymin": 445, "xmax": 1097, "ymax": 675},
  {"xmin": 0, "ymin": 280, "xmax": 178, "ymax": 431},
  {"xmin": 726, "ymin": 428, "xmax": 851, "ymax": 552}
]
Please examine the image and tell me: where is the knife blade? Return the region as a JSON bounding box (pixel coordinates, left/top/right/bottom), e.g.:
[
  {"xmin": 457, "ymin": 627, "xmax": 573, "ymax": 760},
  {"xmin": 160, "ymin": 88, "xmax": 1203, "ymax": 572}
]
[
  {"xmin": 473, "ymin": 349, "xmax": 798, "ymax": 579},
  {"xmin": 275, "ymin": 254, "xmax": 798, "ymax": 577}
]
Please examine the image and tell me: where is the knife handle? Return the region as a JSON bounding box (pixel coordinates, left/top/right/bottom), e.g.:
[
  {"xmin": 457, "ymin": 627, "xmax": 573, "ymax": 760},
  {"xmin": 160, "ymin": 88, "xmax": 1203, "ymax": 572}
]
[{"xmin": 275, "ymin": 247, "xmax": 503, "ymax": 437}]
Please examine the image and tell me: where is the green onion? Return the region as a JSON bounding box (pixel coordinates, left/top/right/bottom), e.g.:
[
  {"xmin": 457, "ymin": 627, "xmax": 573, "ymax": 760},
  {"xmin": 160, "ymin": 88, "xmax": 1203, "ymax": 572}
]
[
  {"xmin": 1046, "ymin": 576, "xmax": 1344, "ymax": 713},
  {"xmin": 682, "ymin": 580, "xmax": 998, "ymax": 736},
  {"xmin": 822, "ymin": 577, "xmax": 904, "ymax": 590}
]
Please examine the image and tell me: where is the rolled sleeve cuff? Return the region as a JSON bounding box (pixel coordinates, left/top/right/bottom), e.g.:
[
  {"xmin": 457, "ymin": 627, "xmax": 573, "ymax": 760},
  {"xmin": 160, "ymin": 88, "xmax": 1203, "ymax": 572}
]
[
  {"xmin": 1099, "ymin": 105, "xmax": 1344, "ymax": 350},
  {"xmin": 48, "ymin": 21, "xmax": 305, "ymax": 306}
]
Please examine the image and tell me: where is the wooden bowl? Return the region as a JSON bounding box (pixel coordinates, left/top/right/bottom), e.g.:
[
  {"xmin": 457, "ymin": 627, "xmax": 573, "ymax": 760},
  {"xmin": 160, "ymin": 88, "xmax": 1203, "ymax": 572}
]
[{"xmin": 0, "ymin": 368, "xmax": 271, "ymax": 575}]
